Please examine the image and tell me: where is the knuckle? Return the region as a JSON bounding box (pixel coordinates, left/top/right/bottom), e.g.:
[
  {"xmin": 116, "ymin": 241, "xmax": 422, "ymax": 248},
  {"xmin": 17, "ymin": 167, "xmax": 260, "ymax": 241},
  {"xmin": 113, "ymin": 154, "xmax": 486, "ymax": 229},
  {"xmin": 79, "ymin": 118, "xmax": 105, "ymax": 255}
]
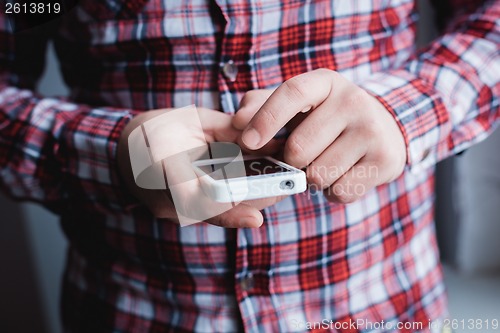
[
  {"xmin": 239, "ymin": 90, "xmax": 264, "ymax": 109},
  {"xmin": 326, "ymin": 182, "xmax": 360, "ymax": 204},
  {"xmin": 238, "ymin": 93, "xmax": 251, "ymax": 108},
  {"xmin": 315, "ymin": 68, "xmax": 335, "ymax": 76},
  {"xmin": 283, "ymin": 77, "xmax": 308, "ymax": 101},
  {"xmin": 371, "ymin": 146, "xmax": 391, "ymax": 163},
  {"xmin": 364, "ymin": 120, "xmax": 383, "ymax": 138},
  {"xmin": 285, "ymin": 135, "xmax": 307, "ymax": 165},
  {"xmin": 345, "ymin": 194, "xmax": 360, "ymax": 204},
  {"xmin": 334, "ymin": 191, "xmax": 357, "ymax": 204},
  {"xmin": 211, "ymin": 214, "xmax": 233, "ymax": 228},
  {"xmin": 358, "ymin": 107, "xmax": 385, "ymax": 136},
  {"xmin": 243, "ymin": 89, "xmax": 260, "ymax": 100},
  {"xmin": 308, "ymin": 166, "xmax": 328, "ymax": 188},
  {"xmin": 343, "ymin": 88, "xmax": 369, "ymax": 110},
  {"xmin": 260, "ymin": 107, "xmax": 279, "ymax": 124}
]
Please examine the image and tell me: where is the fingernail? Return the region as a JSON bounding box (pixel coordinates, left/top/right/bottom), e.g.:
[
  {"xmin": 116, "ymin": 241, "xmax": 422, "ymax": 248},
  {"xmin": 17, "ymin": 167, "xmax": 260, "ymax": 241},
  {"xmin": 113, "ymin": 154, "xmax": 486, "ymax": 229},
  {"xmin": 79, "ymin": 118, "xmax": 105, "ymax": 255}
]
[{"xmin": 242, "ymin": 127, "xmax": 261, "ymax": 148}]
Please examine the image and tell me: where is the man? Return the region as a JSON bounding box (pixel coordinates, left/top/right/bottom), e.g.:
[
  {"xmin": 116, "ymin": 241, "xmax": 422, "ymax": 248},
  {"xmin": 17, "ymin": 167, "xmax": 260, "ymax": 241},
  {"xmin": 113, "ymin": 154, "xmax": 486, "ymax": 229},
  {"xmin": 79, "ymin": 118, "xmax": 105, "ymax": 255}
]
[{"xmin": 1, "ymin": 0, "xmax": 498, "ymax": 332}]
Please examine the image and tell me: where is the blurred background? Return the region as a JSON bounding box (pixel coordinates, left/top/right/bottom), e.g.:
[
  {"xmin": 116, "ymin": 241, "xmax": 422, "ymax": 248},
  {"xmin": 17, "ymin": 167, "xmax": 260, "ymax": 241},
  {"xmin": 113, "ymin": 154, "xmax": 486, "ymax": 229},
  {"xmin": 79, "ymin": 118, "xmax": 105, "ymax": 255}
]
[{"xmin": 1, "ymin": 1, "xmax": 499, "ymax": 333}]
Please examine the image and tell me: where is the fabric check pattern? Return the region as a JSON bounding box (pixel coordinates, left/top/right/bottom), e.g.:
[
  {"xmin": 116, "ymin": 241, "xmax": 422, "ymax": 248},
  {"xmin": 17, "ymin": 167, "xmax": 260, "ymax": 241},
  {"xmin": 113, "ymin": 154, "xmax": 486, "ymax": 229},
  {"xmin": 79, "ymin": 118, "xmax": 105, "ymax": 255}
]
[{"xmin": 1, "ymin": 0, "xmax": 499, "ymax": 332}]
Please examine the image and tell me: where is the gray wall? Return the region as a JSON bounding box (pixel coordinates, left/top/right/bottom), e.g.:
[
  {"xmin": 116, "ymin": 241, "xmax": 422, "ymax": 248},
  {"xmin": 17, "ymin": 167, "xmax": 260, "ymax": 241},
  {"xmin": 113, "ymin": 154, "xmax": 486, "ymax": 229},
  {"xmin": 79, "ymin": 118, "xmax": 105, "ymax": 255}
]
[
  {"xmin": 0, "ymin": 43, "xmax": 68, "ymax": 333},
  {"xmin": 454, "ymin": 130, "xmax": 500, "ymax": 273}
]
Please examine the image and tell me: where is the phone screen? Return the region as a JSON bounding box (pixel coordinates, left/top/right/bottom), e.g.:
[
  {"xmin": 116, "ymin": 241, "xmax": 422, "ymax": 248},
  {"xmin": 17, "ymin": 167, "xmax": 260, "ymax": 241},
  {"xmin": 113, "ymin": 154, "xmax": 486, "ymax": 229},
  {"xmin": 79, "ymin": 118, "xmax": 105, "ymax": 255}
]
[{"xmin": 198, "ymin": 158, "xmax": 289, "ymax": 180}]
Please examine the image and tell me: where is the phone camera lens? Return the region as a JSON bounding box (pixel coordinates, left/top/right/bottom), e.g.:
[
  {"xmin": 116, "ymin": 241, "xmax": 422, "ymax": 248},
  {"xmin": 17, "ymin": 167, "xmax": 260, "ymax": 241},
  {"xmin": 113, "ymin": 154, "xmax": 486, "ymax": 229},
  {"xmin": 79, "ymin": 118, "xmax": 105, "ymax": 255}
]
[{"xmin": 280, "ymin": 180, "xmax": 294, "ymax": 190}]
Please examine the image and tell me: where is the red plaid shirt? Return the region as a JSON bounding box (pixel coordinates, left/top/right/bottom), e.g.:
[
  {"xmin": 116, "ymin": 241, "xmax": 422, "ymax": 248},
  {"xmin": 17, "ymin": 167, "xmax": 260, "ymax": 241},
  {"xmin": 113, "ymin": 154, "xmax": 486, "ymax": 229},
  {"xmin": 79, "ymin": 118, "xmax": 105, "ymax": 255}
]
[{"xmin": 1, "ymin": 0, "xmax": 499, "ymax": 332}]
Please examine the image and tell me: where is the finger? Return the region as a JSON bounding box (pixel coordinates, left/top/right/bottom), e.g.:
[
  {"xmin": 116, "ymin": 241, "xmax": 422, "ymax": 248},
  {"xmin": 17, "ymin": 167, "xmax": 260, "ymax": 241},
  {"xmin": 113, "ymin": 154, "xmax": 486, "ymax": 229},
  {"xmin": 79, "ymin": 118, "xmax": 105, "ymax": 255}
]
[
  {"xmin": 239, "ymin": 89, "xmax": 275, "ymax": 110},
  {"xmin": 241, "ymin": 195, "xmax": 288, "ymax": 210},
  {"xmin": 233, "ymin": 89, "xmax": 275, "ymax": 130},
  {"xmin": 164, "ymin": 148, "xmax": 268, "ymax": 228},
  {"xmin": 198, "ymin": 107, "xmax": 241, "ymax": 143},
  {"xmin": 242, "ymin": 69, "xmax": 334, "ymax": 150},
  {"xmin": 208, "ymin": 203, "xmax": 264, "ymax": 228},
  {"xmin": 283, "ymin": 99, "xmax": 347, "ymax": 168},
  {"xmin": 199, "ymin": 107, "xmax": 282, "ymax": 157},
  {"xmin": 167, "ymin": 173, "xmax": 262, "ymax": 227},
  {"xmin": 323, "ymin": 160, "xmax": 379, "ymax": 204},
  {"xmin": 306, "ymin": 130, "xmax": 368, "ymax": 189},
  {"xmin": 209, "ymin": 194, "xmax": 287, "ymax": 228}
]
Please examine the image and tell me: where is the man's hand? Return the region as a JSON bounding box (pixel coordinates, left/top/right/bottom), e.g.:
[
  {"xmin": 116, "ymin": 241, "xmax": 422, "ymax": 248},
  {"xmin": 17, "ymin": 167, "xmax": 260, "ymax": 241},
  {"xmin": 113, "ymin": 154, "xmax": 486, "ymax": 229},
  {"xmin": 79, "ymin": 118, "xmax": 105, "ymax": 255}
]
[
  {"xmin": 118, "ymin": 107, "xmax": 283, "ymax": 228},
  {"xmin": 234, "ymin": 69, "xmax": 407, "ymax": 204}
]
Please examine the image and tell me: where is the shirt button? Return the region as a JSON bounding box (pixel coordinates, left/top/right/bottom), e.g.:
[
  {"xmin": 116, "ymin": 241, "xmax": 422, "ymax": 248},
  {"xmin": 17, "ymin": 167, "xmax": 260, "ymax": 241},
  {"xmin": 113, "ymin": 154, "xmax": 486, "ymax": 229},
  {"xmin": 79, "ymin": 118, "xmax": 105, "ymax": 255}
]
[
  {"xmin": 222, "ymin": 60, "xmax": 238, "ymax": 82},
  {"xmin": 240, "ymin": 273, "xmax": 254, "ymax": 292}
]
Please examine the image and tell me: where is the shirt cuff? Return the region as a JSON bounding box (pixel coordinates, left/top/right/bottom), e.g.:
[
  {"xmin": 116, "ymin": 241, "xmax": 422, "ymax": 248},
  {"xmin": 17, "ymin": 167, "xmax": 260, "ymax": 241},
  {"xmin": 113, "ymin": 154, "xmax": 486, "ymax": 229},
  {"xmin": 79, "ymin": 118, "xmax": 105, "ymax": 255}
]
[
  {"xmin": 60, "ymin": 106, "xmax": 141, "ymax": 213},
  {"xmin": 359, "ymin": 69, "xmax": 451, "ymax": 174}
]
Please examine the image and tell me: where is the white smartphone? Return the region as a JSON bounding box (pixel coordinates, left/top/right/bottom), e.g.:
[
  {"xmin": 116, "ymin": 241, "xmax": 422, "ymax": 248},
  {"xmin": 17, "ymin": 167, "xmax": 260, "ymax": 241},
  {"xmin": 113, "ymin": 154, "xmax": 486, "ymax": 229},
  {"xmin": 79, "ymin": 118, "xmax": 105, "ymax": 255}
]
[{"xmin": 192, "ymin": 155, "xmax": 307, "ymax": 203}]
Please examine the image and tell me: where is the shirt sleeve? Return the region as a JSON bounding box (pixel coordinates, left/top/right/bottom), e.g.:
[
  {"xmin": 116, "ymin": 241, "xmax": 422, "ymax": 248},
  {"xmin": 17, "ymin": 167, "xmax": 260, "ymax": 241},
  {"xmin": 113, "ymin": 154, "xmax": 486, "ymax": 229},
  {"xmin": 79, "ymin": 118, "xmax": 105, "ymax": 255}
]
[
  {"xmin": 0, "ymin": 13, "xmax": 140, "ymax": 214},
  {"xmin": 359, "ymin": 0, "xmax": 500, "ymax": 174}
]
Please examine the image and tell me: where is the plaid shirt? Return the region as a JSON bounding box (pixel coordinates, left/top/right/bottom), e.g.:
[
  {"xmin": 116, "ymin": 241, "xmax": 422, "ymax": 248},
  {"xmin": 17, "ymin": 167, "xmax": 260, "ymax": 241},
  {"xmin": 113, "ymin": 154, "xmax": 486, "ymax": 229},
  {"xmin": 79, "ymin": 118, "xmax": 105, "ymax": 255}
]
[{"xmin": 1, "ymin": 0, "xmax": 499, "ymax": 332}]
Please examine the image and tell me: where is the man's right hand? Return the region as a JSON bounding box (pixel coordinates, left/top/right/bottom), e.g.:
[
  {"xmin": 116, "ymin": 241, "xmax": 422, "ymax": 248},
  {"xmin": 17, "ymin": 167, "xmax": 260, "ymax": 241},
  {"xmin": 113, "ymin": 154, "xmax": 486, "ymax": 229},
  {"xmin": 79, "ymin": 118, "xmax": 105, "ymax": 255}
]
[{"xmin": 117, "ymin": 107, "xmax": 284, "ymax": 228}]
